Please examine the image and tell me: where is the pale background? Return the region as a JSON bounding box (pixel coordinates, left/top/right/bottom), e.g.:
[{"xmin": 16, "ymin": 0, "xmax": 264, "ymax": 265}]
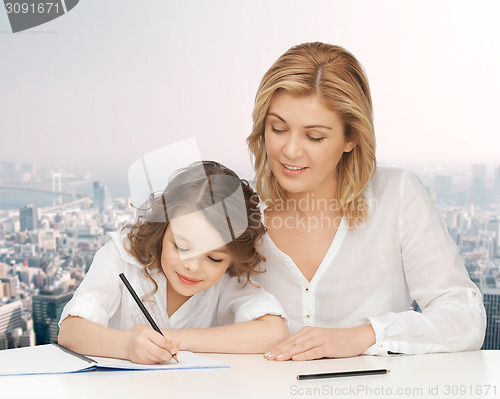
[{"xmin": 1, "ymin": 0, "xmax": 499, "ymax": 196}]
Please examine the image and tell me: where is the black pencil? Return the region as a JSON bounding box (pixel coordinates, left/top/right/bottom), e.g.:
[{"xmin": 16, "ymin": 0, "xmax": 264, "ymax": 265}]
[
  {"xmin": 297, "ymin": 368, "xmax": 390, "ymax": 380},
  {"xmin": 119, "ymin": 272, "xmax": 178, "ymax": 362}
]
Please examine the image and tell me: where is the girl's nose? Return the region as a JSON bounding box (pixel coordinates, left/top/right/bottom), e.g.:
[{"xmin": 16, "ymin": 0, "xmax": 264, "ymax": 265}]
[{"xmin": 184, "ymin": 256, "xmax": 203, "ymax": 272}]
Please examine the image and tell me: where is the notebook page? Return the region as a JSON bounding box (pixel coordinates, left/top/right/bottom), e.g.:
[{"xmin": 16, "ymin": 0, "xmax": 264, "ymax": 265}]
[
  {"xmin": 0, "ymin": 344, "xmax": 96, "ymax": 376},
  {"xmin": 92, "ymin": 351, "xmax": 228, "ymax": 370}
]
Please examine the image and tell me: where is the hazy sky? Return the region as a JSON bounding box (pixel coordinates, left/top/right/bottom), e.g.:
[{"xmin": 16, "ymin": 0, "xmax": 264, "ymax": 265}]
[{"xmin": 1, "ymin": 0, "xmax": 499, "ymax": 195}]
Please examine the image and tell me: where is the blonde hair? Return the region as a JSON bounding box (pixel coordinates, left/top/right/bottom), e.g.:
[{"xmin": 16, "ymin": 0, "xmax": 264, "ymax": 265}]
[{"xmin": 246, "ymin": 42, "xmax": 376, "ymax": 228}]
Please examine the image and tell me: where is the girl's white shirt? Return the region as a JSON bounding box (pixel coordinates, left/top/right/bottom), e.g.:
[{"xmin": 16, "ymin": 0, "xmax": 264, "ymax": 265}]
[
  {"xmin": 253, "ymin": 167, "xmax": 486, "ymax": 355},
  {"xmin": 59, "ymin": 231, "xmax": 286, "ymax": 331}
]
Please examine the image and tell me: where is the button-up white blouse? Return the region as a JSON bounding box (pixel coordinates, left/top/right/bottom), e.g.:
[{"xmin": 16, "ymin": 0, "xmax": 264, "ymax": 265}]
[{"xmin": 253, "ymin": 168, "xmax": 486, "ymax": 355}]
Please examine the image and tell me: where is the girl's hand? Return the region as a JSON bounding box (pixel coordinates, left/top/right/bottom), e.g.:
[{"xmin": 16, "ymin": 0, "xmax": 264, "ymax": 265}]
[
  {"xmin": 126, "ymin": 324, "xmax": 180, "ymax": 364},
  {"xmin": 264, "ymin": 324, "xmax": 376, "ymax": 361}
]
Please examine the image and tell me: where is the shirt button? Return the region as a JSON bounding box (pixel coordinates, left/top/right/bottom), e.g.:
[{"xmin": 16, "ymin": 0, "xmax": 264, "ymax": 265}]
[
  {"xmin": 306, "ymin": 313, "xmax": 311, "ymax": 318},
  {"xmin": 305, "ymin": 287, "xmax": 309, "ymax": 292},
  {"xmin": 472, "ymin": 291, "xmax": 477, "ymax": 296}
]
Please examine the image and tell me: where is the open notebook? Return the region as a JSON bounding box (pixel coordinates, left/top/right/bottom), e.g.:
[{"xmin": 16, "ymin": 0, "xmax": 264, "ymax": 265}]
[{"xmin": 0, "ymin": 344, "xmax": 228, "ymax": 376}]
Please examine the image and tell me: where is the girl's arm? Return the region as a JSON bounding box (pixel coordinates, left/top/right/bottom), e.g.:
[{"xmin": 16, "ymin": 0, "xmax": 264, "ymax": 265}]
[
  {"xmin": 164, "ymin": 314, "xmax": 289, "ymax": 353},
  {"xmin": 58, "ymin": 315, "xmax": 179, "ymax": 364}
]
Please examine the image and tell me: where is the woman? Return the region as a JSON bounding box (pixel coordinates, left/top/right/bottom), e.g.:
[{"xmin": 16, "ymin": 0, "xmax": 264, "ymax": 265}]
[{"xmin": 247, "ymin": 42, "xmax": 486, "ymax": 361}]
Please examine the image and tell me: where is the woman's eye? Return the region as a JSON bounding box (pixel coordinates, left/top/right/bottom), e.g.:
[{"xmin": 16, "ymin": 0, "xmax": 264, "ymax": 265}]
[
  {"xmin": 307, "ymin": 135, "xmax": 324, "ymax": 142},
  {"xmin": 174, "ymin": 243, "xmax": 189, "ymax": 252},
  {"xmin": 271, "ymin": 126, "xmax": 286, "ymax": 133},
  {"xmin": 207, "ymin": 256, "xmax": 223, "ymax": 263}
]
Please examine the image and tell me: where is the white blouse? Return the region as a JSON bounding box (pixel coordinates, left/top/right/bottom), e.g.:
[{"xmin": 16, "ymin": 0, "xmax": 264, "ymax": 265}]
[
  {"xmin": 253, "ymin": 168, "xmax": 486, "ymax": 355},
  {"xmin": 60, "ymin": 231, "xmax": 286, "ymax": 331}
]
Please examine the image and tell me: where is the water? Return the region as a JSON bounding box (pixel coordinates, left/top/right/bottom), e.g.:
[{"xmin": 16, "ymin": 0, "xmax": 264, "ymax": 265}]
[
  {"xmin": 0, "ymin": 179, "xmax": 130, "ymax": 210},
  {"xmin": 0, "ymin": 180, "xmax": 94, "ymax": 210},
  {"xmin": 0, "ymin": 189, "xmax": 57, "ymax": 209}
]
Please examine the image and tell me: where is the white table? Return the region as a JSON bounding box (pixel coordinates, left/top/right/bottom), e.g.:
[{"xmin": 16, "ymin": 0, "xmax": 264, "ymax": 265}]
[{"xmin": 2, "ymin": 350, "xmax": 499, "ymax": 399}]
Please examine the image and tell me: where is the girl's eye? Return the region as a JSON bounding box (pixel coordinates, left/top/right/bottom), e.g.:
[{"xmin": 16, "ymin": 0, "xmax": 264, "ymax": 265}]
[
  {"xmin": 307, "ymin": 135, "xmax": 325, "ymax": 142},
  {"xmin": 174, "ymin": 243, "xmax": 189, "ymax": 252},
  {"xmin": 207, "ymin": 256, "xmax": 223, "ymax": 263}
]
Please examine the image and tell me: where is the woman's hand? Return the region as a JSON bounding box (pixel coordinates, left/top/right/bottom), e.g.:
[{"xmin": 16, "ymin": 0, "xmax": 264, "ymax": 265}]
[
  {"xmin": 264, "ymin": 324, "xmax": 376, "ymax": 361},
  {"xmin": 126, "ymin": 324, "xmax": 180, "ymax": 364}
]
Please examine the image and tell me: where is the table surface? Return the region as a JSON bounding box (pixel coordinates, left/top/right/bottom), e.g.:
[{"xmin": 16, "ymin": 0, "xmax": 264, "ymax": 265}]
[{"xmin": 2, "ymin": 350, "xmax": 499, "ymax": 399}]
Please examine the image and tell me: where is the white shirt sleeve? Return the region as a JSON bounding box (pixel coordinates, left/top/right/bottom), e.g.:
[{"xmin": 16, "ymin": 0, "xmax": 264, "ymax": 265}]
[
  {"xmin": 365, "ymin": 171, "xmax": 486, "ymax": 355},
  {"xmin": 59, "ymin": 239, "xmax": 123, "ymax": 327},
  {"xmin": 214, "ymin": 275, "xmax": 287, "ymax": 326}
]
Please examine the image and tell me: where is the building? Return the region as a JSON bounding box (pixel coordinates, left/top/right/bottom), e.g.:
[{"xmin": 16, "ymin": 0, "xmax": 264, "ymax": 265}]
[
  {"xmin": 471, "ymin": 164, "xmax": 487, "ymax": 205},
  {"xmin": 434, "ymin": 175, "xmax": 453, "ymax": 201},
  {"xmin": 93, "ymin": 181, "xmax": 106, "ymax": 213},
  {"xmin": 481, "ymin": 288, "xmax": 500, "ymax": 350},
  {"xmin": 0, "ymin": 276, "xmax": 19, "ymax": 299},
  {"xmin": 494, "ymin": 165, "xmax": 500, "ymax": 201},
  {"xmin": 19, "ymin": 204, "xmax": 38, "ymax": 231},
  {"xmin": 0, "ymin": 263, "xmax": 8, "ymax": 277},
  {"xmin": 18, "ymin": 329, "xmax": 35, "ymax": 347},
  {"xmin": 38, "ymin": 230, "xmax": 57, "ymax": 251},
  {"xmin": 486, "ymin": 219, "xmax": 500, "ymax": 258},
  {"xmin": 0, "ymin": 301, "xmax": 23, "ymax": 349},
  {"xmin": 32, "ymin": 289, "xmax": 73, "ymax": 345}
]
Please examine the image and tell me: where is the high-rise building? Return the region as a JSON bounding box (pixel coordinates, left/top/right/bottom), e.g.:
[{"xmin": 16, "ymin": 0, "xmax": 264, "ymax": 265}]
[
  {"xmin": 18, "ymin": 329, "xmax": 35, "ymax": 348},
  {"xmin": 486, "ymin": 219, "xmax": 500, "ymax": 258},
  {"xmin": 0, "ymin": 263, "xmax": 8, "ymax": 277},
  {"xmin": 38, "ymin": 230, "xmax": 57, "ymax": 251},
  {"xmin": 32, "ymin": 289, "xmax": 73, "ymax": 345},
  {"xmin": 471, "ymin": 164, "xmax": 487, "ymax": 205},
  {"xmin": 93, "ymin": 181, "xmax": 106, "ymax": 213},
  {"xmin": 434, "ymin": 175, "xmax": 453, "ymax": 201},
  {"xmin": 495, "ymin": 166, "xmax": 500, "ymax": 202},
  {"xmin": 482, "ymin": 288, "xmax": 500, "ymax": 350},
  {"xmin": 0, "ymin": 301, "xmax": 23, "ymax": 343},
  {"xmin": 19, "ymin": 204, "xmax": 38, "ymax": 231},
  {"xmin": 0, "ymin": 276, "xmax": 19, "ymax": 299}
]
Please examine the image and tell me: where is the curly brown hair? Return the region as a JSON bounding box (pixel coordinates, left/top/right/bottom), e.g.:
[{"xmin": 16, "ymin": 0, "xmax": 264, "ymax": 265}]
[{"xmin": 124, "ymin": 161, "xmax": 266, "ymax": 301}]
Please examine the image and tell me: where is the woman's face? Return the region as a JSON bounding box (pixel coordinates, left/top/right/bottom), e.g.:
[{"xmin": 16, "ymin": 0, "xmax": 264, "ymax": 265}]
[{"xmin": 264, "ymin": 91, "xmax": 356, "ymax": 199}]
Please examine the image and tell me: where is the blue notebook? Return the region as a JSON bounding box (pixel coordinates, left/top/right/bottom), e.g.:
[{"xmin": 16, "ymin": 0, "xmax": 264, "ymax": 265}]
[{"xmin": 0, "ymin": 344, "xmax": 228, "ymax": 376}]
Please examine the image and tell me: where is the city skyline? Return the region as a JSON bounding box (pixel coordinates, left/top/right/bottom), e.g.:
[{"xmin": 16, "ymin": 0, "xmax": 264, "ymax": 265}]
[
  {"xmin": 3, "ymin": 158, "xmax": 500, "ymax": 201},
  {"xmin": 1, "ymin": 159, "xmax": 499, "ymax": 352}
]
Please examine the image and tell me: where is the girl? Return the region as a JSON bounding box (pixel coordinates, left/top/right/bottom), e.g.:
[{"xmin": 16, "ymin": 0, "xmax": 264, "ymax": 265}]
[
  {"xmin": 58, "ymin": 161, "xmax": 288, "ymax": 364},
  {"xmin": 246, "ymin": 42, "xmax": 486, "ymax": 361}
]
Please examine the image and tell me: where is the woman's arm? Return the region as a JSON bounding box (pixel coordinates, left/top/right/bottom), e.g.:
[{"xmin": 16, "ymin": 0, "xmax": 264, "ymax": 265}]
[
  {"xmin": 164, "ymin": 314, "xmax": 289, "ymax": 353},
  {"xmin": 58, "ymin": 315, "xmax": 179, "ymax": 364},
  {"xmin": 264, "ymin": 324, "xmax": 375, "ymax": 361},
  {"xmin": 368, "ymin": 172, "xmax": 486, "ymax": 354}
]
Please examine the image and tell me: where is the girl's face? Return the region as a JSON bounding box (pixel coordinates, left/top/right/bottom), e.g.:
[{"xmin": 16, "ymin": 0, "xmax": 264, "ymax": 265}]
[
  {"xmin": 264, "ymin": 91, "xmax": 356, "ymax": 199},
  {"xmin": 160, "ymin": 211, "xmax": 232, "ymax": 298}
]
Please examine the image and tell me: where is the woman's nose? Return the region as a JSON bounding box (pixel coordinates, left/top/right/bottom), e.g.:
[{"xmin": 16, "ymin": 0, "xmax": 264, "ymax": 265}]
[{"xmin": 282, "ymin": 133, "xmax": 303, "ymax": 160}]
